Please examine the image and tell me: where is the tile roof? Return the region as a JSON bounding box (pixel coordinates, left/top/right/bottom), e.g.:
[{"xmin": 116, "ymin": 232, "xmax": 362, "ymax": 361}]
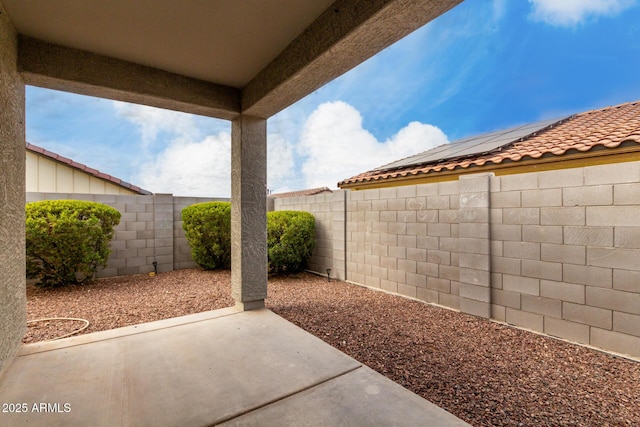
[
  {"xmin": 269, "ymin": 187, "xmax": 333, "ymax": 198},
  {"xmin": 339, "ymin": 101, "xmax": 640, "ymax": 187},
  {"xmin": 26, "ymin": 142, "xmax": 152, "ymax": 195}
]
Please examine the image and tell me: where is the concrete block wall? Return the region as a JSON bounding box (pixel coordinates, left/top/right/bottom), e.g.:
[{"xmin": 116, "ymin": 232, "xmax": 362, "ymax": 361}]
[
  {"xmin": 490, "ymin": 161, "xmax": 640, "ymax": 357},
  {"xmin": 278, "ymin": 162, "xmax": 640, "ymax": 358},
  {"xmin": 274, "ymin": 191, "xmax": 347, "ymax": 280},
  {"xmin": 26, "ymin": 193, "xmax": 227, "ymax": 277},
  {"xmin": 458, "ymin": 173, "xmax": 492, "ymax": 318},
  {"xmin": 346, "ymin": 183, "xmax": 461, "ymax": 306},
  {"xmin": 275, "ymin": 183, "xmax": 461, "ymax": 307},
  {"xmin": 25, "ymin": 160, "xmax": 640, "ymax": 357}
]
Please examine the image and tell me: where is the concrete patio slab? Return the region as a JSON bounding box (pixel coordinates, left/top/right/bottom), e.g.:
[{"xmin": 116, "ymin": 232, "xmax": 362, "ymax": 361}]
[
  {"xmin": 221, "ymin": 363, "xmax": 469, "ymax": 427},
  {"xmin": 0, "ymin": 308, "xmax": 469, "ymax": 427}
]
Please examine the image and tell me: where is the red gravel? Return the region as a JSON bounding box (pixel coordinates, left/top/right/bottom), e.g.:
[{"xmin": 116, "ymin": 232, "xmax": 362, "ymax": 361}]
[{"xmin": 25, "ymin": 269, "xmax": 640, "ymax": 426}]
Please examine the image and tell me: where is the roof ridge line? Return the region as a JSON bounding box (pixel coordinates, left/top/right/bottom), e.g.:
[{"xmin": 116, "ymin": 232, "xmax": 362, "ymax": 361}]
[{"xmin": 575, "ymin": 100, "xmax": 639, "ymax": 116}]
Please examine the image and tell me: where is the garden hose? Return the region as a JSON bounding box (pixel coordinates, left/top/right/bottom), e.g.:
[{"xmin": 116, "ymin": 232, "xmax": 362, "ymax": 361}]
[{"xmin": 26, "ymin": 317, "xmax": 90, "ymax": 340}]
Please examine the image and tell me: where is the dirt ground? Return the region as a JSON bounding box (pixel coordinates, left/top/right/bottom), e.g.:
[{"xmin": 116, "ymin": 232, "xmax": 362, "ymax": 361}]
[{"xmin": 25, "ymin": 269, "xmax": 640, "ymax": 427}]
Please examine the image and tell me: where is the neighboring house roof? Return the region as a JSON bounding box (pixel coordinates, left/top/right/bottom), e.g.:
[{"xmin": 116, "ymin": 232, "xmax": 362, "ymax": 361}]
[
  {"xmin": 26, "ymin": 142, "xmax": 152, "ymax": 195},
  {"xmin": 339, "ymin": 101, "xmax": 640, "ymax": 189},
  {"xmin": 269, "ymin": 187, "xmax": 333, "ymax": 198}
]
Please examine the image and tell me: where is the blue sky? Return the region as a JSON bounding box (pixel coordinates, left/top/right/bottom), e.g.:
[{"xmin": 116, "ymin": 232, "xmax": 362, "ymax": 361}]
[{"xmin": 26, "ymin": 0, "xmax": 640, "ymax": 196}]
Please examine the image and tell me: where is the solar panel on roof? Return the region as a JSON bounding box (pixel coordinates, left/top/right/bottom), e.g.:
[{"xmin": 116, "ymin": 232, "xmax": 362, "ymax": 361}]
[{"xmin": 372, "ymin": 117, "xmax": 568, "ymax": 172}]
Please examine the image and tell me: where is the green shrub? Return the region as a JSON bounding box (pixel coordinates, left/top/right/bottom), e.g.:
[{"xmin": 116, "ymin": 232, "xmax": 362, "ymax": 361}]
[
  {"xmin": 267, "ymin": 210, "xmax": 316, "ymax": 274},
  {"xmin": 182, "ymin": 202, "xmax": 232, "ymax": 270},
  {"xmin": 26, "ymin": 200, "xmax": 121, "ymax": 287},
  {"xmin": 182, "ymin": 203, "xmax": 316, "ymax": 274}
]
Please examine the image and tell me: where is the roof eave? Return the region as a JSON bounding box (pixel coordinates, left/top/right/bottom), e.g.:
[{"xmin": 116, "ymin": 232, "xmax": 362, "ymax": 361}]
[{"xmin": 339, "ymin": 147, "xmax": 640, "ymax": 191}]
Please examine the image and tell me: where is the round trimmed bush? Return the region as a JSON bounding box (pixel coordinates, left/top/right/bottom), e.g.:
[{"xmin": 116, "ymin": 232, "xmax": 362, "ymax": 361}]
[
  {"xmin": 267, "ymin": 210, "xmax": 316, "ymax": 274},
  {"xmin": 182, "ymin": 202, "xmax": 231, "ymax": 270},
  {"xmin": 26, "ymin": 200, "xmax": 121, "ymax": 287}
]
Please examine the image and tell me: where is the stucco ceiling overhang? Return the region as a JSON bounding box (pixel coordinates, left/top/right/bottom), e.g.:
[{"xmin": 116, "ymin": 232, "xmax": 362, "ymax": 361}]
[{"xmin": 2, "ymin": 0, "xmax": 462, "ymax": 120}]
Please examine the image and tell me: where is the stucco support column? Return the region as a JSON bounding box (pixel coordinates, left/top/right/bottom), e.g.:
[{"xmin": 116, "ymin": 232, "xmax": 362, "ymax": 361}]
[
  {"xmin": 231, "ymin": 115, "xmax": 267, "ymax": 310},
  {"xmin": 0, "ymin": 1, "xmax": 26, "ymax": 376},
  {"xmin": 458, "ymin": 173, "xmax": 493, "ymax": 318}
]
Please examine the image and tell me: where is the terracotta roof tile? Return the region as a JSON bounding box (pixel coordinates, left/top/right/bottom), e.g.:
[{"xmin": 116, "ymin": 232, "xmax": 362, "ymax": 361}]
[
  {"xmin": 26, "ymin": 142, "xmax": 152, "ymax": 195},
  {"xmin": 269, "ymin": 187, "xmax": 333, "ymax": 198},
  {"xmin": 29, "ymin": 144, "xmax": 45, "ymax": 154},
  {"xmin": 339, "ymin": 101, "xmax": 640, "ymax": 187}
]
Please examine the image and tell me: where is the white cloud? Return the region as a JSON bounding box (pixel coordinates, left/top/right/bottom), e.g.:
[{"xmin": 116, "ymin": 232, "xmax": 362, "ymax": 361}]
[
  {"xmin": 528, "ymin": 0, "xmax": 636, "ymax": 27},
  {"xmin": 267, "ymin": 133, "xmax": 295, "ymax": 193},
  {"xmin": 112, "ymin": 101, "xmax": 238, "ymax": 196},
  {"xmin": 298, "ymin": 101, "xmax": 448, "ymax": 189},
  {"xmin": 492, "ymin": 0, "xmax": 508, "ymax": 23},
  {"xmin": 112, "ymin": 101, "xmax": 199, "ymax": 148},
  {"xmin": 112, "ymin": 100, "xmax": 445, "ymax": 196},
  {"xmin": 134, "ymin": 130, "xmax": 297, "ymax": 197},
  {"xmin": 137, "ymin": 133, "xmax": 232, "ymax": 197}
]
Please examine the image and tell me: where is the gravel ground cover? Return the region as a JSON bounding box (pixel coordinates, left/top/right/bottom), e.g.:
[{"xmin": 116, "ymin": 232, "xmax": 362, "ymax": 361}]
[{"xmin": 25, "ymin": 269, "xmax": 639, "ymax": 426}]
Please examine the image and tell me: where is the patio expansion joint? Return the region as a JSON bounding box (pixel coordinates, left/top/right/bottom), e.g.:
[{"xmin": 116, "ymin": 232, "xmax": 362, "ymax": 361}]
[{"xmin": 210, "ymin": 364, "xmax": 364, "ymax": 426}]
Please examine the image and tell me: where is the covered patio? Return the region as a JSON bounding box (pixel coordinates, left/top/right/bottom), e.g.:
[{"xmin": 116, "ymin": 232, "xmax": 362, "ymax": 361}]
[{"xmin": 0, "ymin": 1, "xmax": 468, "ymax": 425}]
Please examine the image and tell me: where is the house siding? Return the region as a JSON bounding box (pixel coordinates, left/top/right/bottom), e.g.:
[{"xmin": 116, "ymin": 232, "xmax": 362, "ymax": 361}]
[{"xmin": 26, "ymin": 151, "xmax": 140, "ymax": 195}]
